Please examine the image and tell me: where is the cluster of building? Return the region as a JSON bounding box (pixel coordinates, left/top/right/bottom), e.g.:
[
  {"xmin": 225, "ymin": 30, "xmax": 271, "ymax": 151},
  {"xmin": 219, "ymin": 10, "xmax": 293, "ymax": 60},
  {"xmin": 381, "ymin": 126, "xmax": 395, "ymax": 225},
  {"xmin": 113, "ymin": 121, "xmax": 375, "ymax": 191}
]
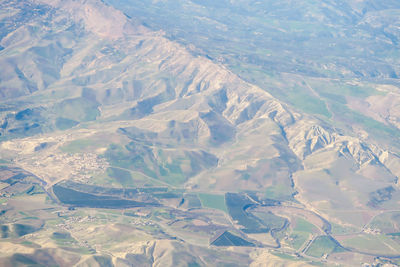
[
  {"xmin": 363, "ymin": 227, "xmax": 382, "ymax": 235},
  {"xmin": 28, "ymin": 152, "xmax": 109, "ymax": 183}
]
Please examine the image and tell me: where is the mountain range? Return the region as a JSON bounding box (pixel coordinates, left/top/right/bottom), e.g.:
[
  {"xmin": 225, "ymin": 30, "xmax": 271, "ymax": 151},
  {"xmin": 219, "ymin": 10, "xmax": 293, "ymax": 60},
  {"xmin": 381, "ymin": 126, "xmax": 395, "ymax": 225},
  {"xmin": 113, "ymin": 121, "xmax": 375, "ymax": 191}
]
[{"xmin": 1, "ymin": 0, "xmax": 400, "ymax": 266}]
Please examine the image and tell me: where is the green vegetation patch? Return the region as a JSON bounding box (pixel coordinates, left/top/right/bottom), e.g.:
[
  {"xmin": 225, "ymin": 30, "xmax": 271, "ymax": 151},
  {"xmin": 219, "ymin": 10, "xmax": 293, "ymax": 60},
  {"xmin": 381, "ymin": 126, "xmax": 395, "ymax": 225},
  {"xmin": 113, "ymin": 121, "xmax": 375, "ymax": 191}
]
[
  {"xmin": 210, "ymin": 231, "xmax": 255, "ymax": 247},
  {"xmin": 271, "ymin": 252, "xmax": 302, "ymax": 261},
  {"xmin": 51, "ymin": 231, "xmax": 79, "ymax": 247},
  {"xmin": 252, "ymin": 211, "xmax": 287, "ymax": 231},
  {"xmin": 330, "ymin": 223, "xmax": 358, "ymax": 235},
  {"xmin": 182, "ymin": 193, "xmax": 202, "ymax": 209},
  {"xmin": 225, "ymin": 193, "xmax": 267, "ymax": 233},
  {"xmin": 289, "ymin": 231, "xmax": 310, "ymax": 250},
  {"xmin": 198, "ymin": 193, "xmax": 228, "ymax": 213},
  {"xmin": 342, "ymin": 234, "xmax": 400, "ymax": 254},
  {"xmin": 285, "ymin": 89, "xmax": 331, "ymax": 118},
  {"xmin": 368, "ymin": 212, "xmax": 398, "ymax": 233},
  {"xmin": 59, "ymin": 138, "xmax": 99, "ymax": 153},
  {"xmin": 294, "ymin": 218, "xmax": 317, "ymax": 233},
  {"xmin": 310, "ymin": 80, "xmax": 383, "ymax": 99},
  {"xmin": 13, "ymin": 224, "xmax": 38, "ymax": 237},
  {"xmin": 107, "ymin": 167, "xmax": 133, "ymax": 187},
  {"xmin": 287, "ymin": 218, "xmax": 318, "ymax": 250},
  {"xmin": 265, "ymin": 184, "xmax": 295, "ymax": 201},
  {"xmin": 153, "ymin": 191, "xmax": 182, "ymax": 199},
  {"xmin": 53, "ymin": 97, "xmax": 100, "ymax": 122},
  {"xmin": 332, "ymin": 103, "xmax": 400, "ymax": 139},
  {"xmin": 55, "ymin": 117, "xmax": 79, "ymax": 130},
  {"xmin": 160, "ymin": 161, "xmax": 186, "ymax": 186},
  {"xmin": 305, "ymin": 236, "xmax": 344, "ymax": 258},
  {"xmin": 52, "ymin": 184, "xmax": 157, "ymax": 209},
  {"xmin": 52, "ymin": 231, "xmax": 71, "ymax": 239},
  {"xmin": 105, "ymin": 143, "xmax": 196, "ymax": 186},
  {"xmin": 152, "ymin": 209, "xmax": 175, "ymax": 220},
  {"xmin": 26, "ymin": 185, "xmax": 44, "ymax": 195},
  {"xmin": 319, "ymin": 92, "xmax": 347, "ymax": 104},
  {"xmin": 105, "ymin": 144, "xmax": 157, "ymax": 179}
]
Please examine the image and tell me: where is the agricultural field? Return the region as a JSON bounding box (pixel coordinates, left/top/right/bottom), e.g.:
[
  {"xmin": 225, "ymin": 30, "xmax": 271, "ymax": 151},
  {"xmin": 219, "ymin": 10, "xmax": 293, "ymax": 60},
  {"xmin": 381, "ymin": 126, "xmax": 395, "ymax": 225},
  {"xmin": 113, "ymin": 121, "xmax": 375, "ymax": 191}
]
[{"xmin": 198, "ymin": 193, "xmax": 227, "ymax": 213}]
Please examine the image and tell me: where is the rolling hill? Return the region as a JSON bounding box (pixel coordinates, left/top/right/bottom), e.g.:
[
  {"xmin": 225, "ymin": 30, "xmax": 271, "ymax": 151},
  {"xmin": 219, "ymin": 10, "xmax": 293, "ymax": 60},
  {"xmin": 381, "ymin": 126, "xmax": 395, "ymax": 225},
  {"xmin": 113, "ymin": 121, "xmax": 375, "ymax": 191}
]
[{"xmin": 1, "ymin": 0, "xmax": 400, "ymax": 266}]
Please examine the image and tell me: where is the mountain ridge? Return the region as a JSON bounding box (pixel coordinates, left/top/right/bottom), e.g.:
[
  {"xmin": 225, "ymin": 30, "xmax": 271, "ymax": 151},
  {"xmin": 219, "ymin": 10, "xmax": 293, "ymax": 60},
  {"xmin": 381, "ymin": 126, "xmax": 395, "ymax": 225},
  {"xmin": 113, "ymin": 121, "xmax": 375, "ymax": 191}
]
[{"xmin": 1, "ymin": 0, "xmax": 400, "ymax": 265}]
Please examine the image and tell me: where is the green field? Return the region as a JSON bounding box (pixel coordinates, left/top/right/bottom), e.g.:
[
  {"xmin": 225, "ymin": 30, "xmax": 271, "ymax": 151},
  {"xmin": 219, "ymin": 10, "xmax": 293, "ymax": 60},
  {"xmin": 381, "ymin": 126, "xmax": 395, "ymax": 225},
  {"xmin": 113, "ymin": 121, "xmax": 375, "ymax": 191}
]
[
  {"xmin": 211, "ymin": 231, "xmax": 255, "ymax": 247},
  {"xmin": 289, "ymin": 231, "xmax": 310, "ymax": 250},
  {"xmin": 287, "ymin": 218, "xmax": 318, "ymax": 250},
  {"xmin": 342, "ymin": 234, "xmax": 400, "ymax": 255},
  {"xmin": 331, "ymin": 102, "xmax": 400, "ymax": 138},
  {"xmin": 271, "ymin": 252, "xmax": 302, "ymax": 261},
  {"xmin": 225, "ymin": 193, "xmax": 267, "ymax": 233},
  {"xmin": 330, "ymin": 223, "xmax": 358, "ymax": 235},
  {"xmin": 368, "ymin": 213, "xmax": 396, "ymax": 233},
  {"xmin": 310, "ymin": 80, "xmax": 383, "ymax": 99},
  {"xmin": 198, "ymin": 193, "xmax": 228, "ymax": 213},
  {"xmin": 305, "ymin": 236, "xmax": 344, "ymax": 258},
  {"xmin": 107, "ymin": 167, "xmax": 133, "ymax": 187},
  {"xmin": 52, "ymin": 184, "xmax": 155, "ymax": 208},
  {"xmin": 294, "ymin": 218, "xmax": 317, "ymax": 233},
  {"xmin": 182, "ymin": 194, "xmax": 202, "ymax": 209},
  {"xmin": 285, "ymin": 90, "xmax": 331, "ymax": 118},
  {"xmin": 59, "ymin": 139, "xmax": 100, "ymax": 153},
  {"xmin": 51, "ymin": 231, "xmax": 79, "ymax": 246},
  {"xmin": 265, "ymin": 184, "xmax": 295, "ymax": 201},
  {"xmin": 252, "ymin": 211, "xmax": 287, "ymax": 232}
]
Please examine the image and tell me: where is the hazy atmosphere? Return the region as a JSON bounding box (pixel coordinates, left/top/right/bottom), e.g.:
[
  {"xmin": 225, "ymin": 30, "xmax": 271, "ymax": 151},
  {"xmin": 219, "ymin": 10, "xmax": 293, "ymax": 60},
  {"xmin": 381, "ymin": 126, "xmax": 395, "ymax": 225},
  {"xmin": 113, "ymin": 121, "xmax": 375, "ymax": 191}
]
[{"xmin": 1, "ymin": 0, "xmax": 400, "ymax": 266}]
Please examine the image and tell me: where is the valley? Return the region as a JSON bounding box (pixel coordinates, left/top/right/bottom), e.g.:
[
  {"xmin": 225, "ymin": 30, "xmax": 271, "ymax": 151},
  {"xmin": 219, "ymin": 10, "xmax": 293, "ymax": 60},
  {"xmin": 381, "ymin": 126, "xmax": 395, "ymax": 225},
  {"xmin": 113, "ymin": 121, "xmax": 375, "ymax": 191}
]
[{"xmin": 1, "ymin": 0, "xmax": 400, "ymax": 266}]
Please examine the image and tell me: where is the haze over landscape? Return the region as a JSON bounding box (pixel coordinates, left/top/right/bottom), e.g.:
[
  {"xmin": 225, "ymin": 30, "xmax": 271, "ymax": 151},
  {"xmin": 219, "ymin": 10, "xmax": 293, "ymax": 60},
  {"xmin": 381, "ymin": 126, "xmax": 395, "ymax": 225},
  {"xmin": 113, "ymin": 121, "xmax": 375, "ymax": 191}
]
[{"xmin": 1, "ymin": 0, "xmax": 400, "ymax": 266}]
